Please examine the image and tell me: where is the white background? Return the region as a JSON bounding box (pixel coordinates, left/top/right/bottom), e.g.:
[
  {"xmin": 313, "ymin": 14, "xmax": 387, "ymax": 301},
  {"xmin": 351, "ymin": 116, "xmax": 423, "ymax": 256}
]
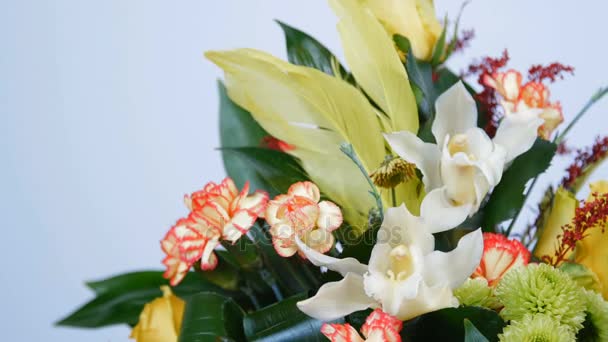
[{"xmin": 2, "ymin": 1, "xmax": 607, "ymax": 340}]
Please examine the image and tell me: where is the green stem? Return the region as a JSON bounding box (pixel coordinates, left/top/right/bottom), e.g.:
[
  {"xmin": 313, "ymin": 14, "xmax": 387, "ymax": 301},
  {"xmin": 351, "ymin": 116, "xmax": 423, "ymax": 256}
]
[
  {"xmin": 391, "ymin": 187, "xmax": 397, "ymax": 207},
  {"xmin": 504, "ymin": 176, "xmax": 539, "ymax": 237},
  {"xmin": 339, "ymin": 143, "xmax": 384, "ymax": 218},
  {"xmin": 259, "ymin": 269, "xmax": 283, "ymax": 302},
  {"xmin": 240, "ymin": 284, "xmax": 261, "ymax": 310},
  {"xmin": 505, "ymin": 86, "xmax": 608, "ymax": 237},
  {"xmin": 555, "ymin": 86, "xmax": 608, "ymax": 145}
]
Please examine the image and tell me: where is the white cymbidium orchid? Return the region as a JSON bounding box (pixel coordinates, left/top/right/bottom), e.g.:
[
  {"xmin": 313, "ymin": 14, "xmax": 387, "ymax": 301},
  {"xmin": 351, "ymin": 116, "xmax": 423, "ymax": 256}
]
[
  {"xmin": 296, "ymin": 205, "xmax": 483, "ymax": 321},
  {"xmin": 385, "ymin": 82, "xmax": 543, "ymax": 228}
]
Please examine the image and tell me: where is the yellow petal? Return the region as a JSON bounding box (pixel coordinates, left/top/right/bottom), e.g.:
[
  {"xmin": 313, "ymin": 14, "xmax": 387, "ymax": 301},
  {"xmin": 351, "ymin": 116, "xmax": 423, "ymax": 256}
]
[
  {"xmin": 533, "ymin": 187, "xmax": 577, "ymax": 259},
  {"xmin": 357, "ymin": 0, "xmax": 442, "ymax": 60},
  {"xmin": 575, "ymin": 180, "xmax": 608, "ymax": 299},
  {"xmin": 205, "ymin": 49, "xmax": 385, "ymax": 231},
  {"xmin": 130, "ymin": 286, "xmax": 184, "ymax": 342},
  {"xmin": 330, "ymin": 0, "xmax": 418, "ymax": 133}
]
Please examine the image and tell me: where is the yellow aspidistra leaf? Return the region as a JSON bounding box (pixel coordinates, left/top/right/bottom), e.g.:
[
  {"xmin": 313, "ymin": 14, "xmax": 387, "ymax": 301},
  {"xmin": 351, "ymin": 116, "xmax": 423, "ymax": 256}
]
[
  {"xmin": 357, "ymin": 0, "xmax": 443, "ymax": 61},
  {"xmin": 329, "ymin": 0, "xmax": 419, "ymax": 134},
  {"xmin": 534, "ymin": 187, "xmax": 577, "ymax": 259},
  {"xmin": 206, "ymin": 48, "xmax": 385, "ymax": 230}
]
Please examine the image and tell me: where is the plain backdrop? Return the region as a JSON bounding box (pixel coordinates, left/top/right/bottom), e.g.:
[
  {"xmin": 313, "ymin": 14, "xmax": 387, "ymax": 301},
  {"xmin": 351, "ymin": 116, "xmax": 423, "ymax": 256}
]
[{"xmin": 2, "ymin": 1, "xmax": 607, "ymax": 340}]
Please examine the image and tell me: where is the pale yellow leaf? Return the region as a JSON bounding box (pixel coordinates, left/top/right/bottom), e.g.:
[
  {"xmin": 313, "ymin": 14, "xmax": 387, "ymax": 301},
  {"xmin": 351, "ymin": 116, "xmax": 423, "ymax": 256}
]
[{"xmin": 330, "ymin": 0, "xmax": 419, "ymax": 133}]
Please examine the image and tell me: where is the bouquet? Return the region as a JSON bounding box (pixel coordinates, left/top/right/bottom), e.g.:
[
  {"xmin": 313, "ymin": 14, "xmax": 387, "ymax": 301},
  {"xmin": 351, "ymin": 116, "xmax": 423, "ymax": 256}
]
[{"xmin": 59, "ymin": 0, "xmax": 608, "ymax": 341}]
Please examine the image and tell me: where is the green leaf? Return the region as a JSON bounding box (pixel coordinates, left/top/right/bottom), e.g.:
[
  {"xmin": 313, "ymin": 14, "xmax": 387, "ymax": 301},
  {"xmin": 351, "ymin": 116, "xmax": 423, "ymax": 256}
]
[
  {"xmin": 394, "ymin": 34, "xmax": 436, "ymax": 121},
  {"xmin": 221, "ymin": 237, "xmax": 262, "ymax": 271},
  {"xmin": 221, "ymin": 147, "xmax": 309, "ymax": 197},
  {"xmin": 277, "ymin": 20, "xmax": 349, "ymax": 80},
  {"xmin": 481, "ymin": 139, "xmax": 557, "ymax": 230},
  {"xmin": 218, "ymin": 81, "xmax": 270, "ymax": 191},
  {"xmin": 179, "ymin": 292, "xmax": 245, "ymax": 342},
  {"xmin": 430, "ymin": 19, "xmax": 448, "ymax": 66},
  {"xmin": 248, "ymin": 223, "xmax": 319, "ymax": 297},
  {"xmin": 339, "ymin": 220, "xmax": 381, "ymax": 265},
  {"xmin": 402, "ymin": 306, "xmax": 505, "ymax": 342},
  {"xmin": 464, "ymin": 319, "xmax": 490, "ymax": 342},
  {"xmin": 243, "ymin": 293, "xmax": 342, "ymax": 341},
  {"xmin": 196, "ymin": 254, "xmax": 241, "ymax": 291},
  {"xmin": 57, "ymin": 271, "xmax": 234, "ymax": 328}
]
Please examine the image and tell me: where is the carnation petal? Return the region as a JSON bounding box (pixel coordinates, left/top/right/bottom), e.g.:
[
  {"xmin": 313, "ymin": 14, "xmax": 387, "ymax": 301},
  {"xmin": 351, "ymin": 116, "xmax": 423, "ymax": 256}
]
[{"xmin": 317, "ymin": 200, "xmax": 343, "ymax": 231}]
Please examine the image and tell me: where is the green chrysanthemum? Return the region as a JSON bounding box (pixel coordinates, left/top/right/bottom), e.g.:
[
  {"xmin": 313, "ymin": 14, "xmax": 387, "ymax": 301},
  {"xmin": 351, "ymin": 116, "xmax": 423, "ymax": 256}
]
[
  {"xmin": 577, "ymin": 289, "xmax": 608, "ymax": 341},
  {"xmin": 454, "ymin": 278, "xmax": 501, "ymax": 310},
  {"xmin": 495, "ymin": 263, "xmax": 586, "ymax": 332},
  {"xmin": 499, "ymin": 314, "xmax": 575, "ymax": 342}
]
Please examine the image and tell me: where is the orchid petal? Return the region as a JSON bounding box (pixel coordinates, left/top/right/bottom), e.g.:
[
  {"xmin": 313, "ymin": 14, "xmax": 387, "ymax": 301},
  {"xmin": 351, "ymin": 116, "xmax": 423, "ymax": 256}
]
[
  {"xmin": 419, "ymin": 188, "xmax": 471, "ymax": 233},
  {"xmin": 384, "ymin": 131, "xmax": 441, "ymax": 191},
  {"xmin": 422, "ymin": 228, "xmax": 483, "ymax": 289},
  {"xmin": 432, "ymin": 82, "xmax": 478, "ymax": 147},
  {"xmin": 393, "ymin": 281, "xmax": 458, "ymax": 320},
  {"xmin": 493, "ymin": 108, "xmax": 544, "ymax": 163},
  {"xmin": 295, "ymin": 235, "xmax": 368, "ymax": 276},
  {"xmin": 378, "ymin": 205, "xmax": 434, "ymax": 254},
  {"xmin": 364, "ymin": 271, "xmax": 423, "ymax": 318},
  {"xmin": 297, "ymin": 273, "xmax": 375, "ymax": 321}
]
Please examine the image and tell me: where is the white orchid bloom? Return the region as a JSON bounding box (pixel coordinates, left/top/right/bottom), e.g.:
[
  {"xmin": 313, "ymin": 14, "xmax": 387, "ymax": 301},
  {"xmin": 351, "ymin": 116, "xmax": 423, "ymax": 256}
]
[
  {"xmin": 385, "ymin": 82, "xmax": 543, "ymax": 227},
  {"xmin": 296, "ymin": 204, "xmax": 483, "ymax": 321}
]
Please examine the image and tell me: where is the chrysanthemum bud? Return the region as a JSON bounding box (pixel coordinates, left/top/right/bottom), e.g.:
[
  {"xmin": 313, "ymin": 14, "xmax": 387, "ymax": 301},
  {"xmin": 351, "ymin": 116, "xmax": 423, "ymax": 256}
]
[{"xmin": 369, "ymin": 155, "xmax": 415, "ymax": 189}]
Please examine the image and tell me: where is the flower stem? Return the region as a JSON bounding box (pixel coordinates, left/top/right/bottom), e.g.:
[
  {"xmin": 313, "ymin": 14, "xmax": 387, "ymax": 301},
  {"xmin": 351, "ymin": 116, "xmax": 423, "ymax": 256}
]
[
  {"xmin": 259, "ymin": 269, "xmax": 283, "ymax": 301},
  {"xmin": 340, "ymin": 143, "xmax": 384, "ymax": 219},
  {"xmin": 391, "ymin": 187, "xmax": 397, "ymax": 207},
  {"xmin": 504, "ymin": 176, "xmax": 539, "ymax": 237},
  {"xmin": 555, "ymin": 86, "xmax": 608, "ymax": 145}
]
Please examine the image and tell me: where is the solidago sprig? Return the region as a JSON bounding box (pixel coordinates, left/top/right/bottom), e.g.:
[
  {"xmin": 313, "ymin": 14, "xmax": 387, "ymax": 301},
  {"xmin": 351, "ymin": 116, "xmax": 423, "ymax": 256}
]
[{"xmin": 542, "ymin": 192, "xmax": 608, "ymax": 266}]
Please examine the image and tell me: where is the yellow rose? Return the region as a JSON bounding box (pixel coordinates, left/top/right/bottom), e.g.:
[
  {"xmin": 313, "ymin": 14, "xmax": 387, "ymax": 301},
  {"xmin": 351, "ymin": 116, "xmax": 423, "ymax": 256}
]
[
  {"xmin": 358, "ymin": 0, "xmax": 443, "ymax": 60},
  {"xmin": 575, "ymin": 180, "xmax": 608, "ymax": 299},
  {"xmin": 130, "ymin": 286, "xmax": 185, "ymax": 342},
  {"xmin": 533, "ymin": 187, "xmax": 578, "ymax": 259}
]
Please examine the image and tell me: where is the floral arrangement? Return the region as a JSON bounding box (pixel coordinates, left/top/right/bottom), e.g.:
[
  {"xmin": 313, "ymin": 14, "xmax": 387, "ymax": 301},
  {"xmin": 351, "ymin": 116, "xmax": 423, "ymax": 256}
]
[{"xmin": 58, "ymin": 0, "xmax": 608, "ymax": 341}]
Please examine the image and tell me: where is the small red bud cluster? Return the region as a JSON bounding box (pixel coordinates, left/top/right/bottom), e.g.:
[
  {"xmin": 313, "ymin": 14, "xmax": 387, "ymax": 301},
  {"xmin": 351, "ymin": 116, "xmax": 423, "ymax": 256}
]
[
  {"xmin": 452, "ymin": 29, "xmax": 475, "ymax": 54},
  {"xmin": 466, "ymin": 52, "xmax": 573, "ymax": 138},
  {"xmin": 465, "ymin": 50, "xmax": 510, "ymax": 137},
  {"xmin": 543, "ymin": 192, "xmax": 608, "ymax": 266},
  {"xmin": 561, "ymin": 136, "xmax": 608, "ymax": 190},
  {"xmin": 528, "ymin": 63, "xmax": 574, "ymax": 84}
]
